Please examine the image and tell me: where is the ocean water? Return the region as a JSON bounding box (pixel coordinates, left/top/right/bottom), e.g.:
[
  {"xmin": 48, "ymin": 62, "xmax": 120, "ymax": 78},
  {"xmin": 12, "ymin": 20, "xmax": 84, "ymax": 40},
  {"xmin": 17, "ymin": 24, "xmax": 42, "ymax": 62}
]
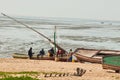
[{"xmin": 0, "ymin": 16, "xmax": 120, "ymax": 58}]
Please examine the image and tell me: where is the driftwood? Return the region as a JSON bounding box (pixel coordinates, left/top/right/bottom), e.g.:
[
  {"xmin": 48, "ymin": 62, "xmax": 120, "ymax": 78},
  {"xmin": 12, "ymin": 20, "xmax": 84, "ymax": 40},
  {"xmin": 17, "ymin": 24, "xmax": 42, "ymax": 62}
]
[{"xmin": 74, "ymin": 67, "xmax": 86, "ymax": 76}]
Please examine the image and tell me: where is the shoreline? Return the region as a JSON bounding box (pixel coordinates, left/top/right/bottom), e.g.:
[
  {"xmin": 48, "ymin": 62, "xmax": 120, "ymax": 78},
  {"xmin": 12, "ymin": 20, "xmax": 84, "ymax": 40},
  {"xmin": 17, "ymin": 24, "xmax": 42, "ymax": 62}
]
[{"xmin": 0, "ymin": 58, "xmax": 120, "ymax": 80}]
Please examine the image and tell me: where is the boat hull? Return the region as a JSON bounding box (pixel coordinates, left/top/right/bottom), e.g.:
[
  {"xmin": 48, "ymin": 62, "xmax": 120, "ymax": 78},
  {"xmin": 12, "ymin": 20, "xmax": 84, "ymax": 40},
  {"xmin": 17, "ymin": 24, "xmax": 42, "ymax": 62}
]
[
  {"xmin": 102, "ymin": 55, "xmax": 120, "ymax": 72},
  {"xmin": 74, "ymin": 53, "xmax": 102, "ymax": 63},
  {"xmin": 74, "ymin": 48, "xmax": 120, "ymax": 57},
  {"xmin": 12, "ymin": 53, "xmax": 68, "ymax": 61},
  {"xmin": 12, "ymin": 53, "xmax": 55, "ymax": 60},
  {"xmin": 12, "ymin": 53, "xmax": 28, "ymax": 59},
  {"xmin": 102, "ymin": 64, "xmax": 120, "ymax": 71}
]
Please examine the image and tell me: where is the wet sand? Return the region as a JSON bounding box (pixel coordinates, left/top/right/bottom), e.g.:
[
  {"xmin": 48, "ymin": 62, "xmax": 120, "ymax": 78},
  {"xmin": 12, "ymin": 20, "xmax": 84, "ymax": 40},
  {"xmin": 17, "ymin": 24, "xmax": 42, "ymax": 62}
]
[{"xmin": 0, "ymin": 58, "xmax": 119, "ymax": 80}]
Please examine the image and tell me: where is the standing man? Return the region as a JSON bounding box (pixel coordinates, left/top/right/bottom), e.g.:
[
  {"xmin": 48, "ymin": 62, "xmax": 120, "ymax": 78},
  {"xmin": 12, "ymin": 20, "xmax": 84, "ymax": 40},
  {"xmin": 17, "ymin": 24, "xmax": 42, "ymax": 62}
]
[{"xmin": 28, "ymin": 47, "xmax": 33, "ymax": 59}]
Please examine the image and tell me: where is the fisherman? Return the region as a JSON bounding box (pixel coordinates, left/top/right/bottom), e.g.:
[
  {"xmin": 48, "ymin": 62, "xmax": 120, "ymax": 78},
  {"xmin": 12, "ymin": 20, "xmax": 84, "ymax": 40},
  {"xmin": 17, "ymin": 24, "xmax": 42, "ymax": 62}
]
[
  {"xmin": 28, "ymin": 47, "xmax": 33, "ymax": 59},
  {"xmin": 57, "ymin": 49, "xmax": 63, "ymax": 57},
  {"xmin": 37, "ymin": 48, "xmax": 45, "ymax": 58},
  {"xmin": 68, "ymin": 49, "xmax": 74, "ymax": 62},
  {"xmin": 69, "ymin": 49, "xmax": 73, "ymax": 54},
  {"xmin": 48, "ymin": 47, "xmax": 54, "ymax": 57}
]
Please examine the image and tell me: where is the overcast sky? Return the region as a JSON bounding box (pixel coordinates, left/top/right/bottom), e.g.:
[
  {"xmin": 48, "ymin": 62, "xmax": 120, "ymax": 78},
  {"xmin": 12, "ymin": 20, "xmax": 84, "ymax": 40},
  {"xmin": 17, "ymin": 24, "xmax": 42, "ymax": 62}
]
[{"xmin": 0, "ymin": 0, "xmax": 120, "ymax": 21}]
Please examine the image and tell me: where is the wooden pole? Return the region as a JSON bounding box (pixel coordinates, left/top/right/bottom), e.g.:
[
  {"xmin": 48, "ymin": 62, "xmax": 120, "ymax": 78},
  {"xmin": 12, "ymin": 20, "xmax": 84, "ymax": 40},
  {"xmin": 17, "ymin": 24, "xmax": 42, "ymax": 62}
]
[{"xmin": 54, "ymin": 26, "xmax": 56, "ymax": 54}]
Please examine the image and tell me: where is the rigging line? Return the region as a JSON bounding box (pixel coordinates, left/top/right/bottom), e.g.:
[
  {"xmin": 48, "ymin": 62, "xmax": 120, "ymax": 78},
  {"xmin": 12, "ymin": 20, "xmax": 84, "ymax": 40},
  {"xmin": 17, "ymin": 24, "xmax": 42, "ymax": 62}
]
[{"xmin": 1, "ymin": 13, "xmax": 50, "ymax": 41}]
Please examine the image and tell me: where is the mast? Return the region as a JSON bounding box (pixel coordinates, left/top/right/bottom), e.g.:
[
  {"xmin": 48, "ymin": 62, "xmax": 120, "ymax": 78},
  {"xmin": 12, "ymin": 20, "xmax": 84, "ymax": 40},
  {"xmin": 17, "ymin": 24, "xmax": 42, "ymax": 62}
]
[{"xmin": 54, "ymin": 26, "xmax": 56, "ymax": 54}]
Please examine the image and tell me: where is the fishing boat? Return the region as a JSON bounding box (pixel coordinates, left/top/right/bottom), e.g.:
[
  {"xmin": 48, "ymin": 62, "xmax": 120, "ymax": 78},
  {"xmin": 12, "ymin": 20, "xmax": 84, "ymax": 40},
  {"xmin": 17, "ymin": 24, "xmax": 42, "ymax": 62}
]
[
  {"xmin": 12, "ymin": 53, "xmax": 69, "ymax": 61},
  {"xmin": 102, "ymin": 55, "xmax": 120, "ymax": 73},
  {"xmin": 12, "ymin": 53, "xmax": 55, "ymax": 60},
  {"xmin": 74, "ymin": 48, "xmax": 120, "ymax": 63},
  {"xmin": 73, "ymin": 53, "xmax": 102, "ymax": 63},
  {"xmin": 74, "ymin": 48, "xmax": 120, "ymax": 56}
]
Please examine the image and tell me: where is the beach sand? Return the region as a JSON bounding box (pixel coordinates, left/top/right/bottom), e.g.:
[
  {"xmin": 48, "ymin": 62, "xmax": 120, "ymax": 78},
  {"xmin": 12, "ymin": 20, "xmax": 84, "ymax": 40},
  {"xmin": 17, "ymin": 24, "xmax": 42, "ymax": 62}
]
[{"xmin": 0, "ymin": 58, "xmax": 119, "ymax": 80}]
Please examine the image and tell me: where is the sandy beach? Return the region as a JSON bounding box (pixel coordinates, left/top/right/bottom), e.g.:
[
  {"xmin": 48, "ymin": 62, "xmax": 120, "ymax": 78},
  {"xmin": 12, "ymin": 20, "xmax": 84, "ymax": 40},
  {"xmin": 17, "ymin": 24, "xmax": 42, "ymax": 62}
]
[{"xmin": 0, "ymin": 58, "xmax": 119, "ymax": 80}]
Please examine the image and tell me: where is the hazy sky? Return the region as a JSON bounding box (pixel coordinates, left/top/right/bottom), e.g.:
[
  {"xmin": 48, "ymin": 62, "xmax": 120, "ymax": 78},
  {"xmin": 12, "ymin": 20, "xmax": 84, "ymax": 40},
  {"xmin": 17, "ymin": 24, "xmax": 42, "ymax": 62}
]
[{"xmin": 0, "ymin": 0, "xmax": 120, "ymax": 21}]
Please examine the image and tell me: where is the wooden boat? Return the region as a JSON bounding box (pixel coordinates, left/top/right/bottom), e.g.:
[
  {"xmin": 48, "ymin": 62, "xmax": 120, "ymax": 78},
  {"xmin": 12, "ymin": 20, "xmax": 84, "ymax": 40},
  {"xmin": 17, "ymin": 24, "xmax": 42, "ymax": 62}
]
[
  {"xmin": 12, "ymin": 53, "xmax": 54, "ymax": 60},
  {"xmin": 12, "ymin": 53, "xmax": 68, "ymax": 61},
  {"xmin": 13, "ymin": 53, "xmax": 28, "ymax": 59},
  {"xmin": 74, "ymin": 48, "xmax": 120, "ymax": 57},
  {"xmin": 102, "ymin": 55, "xmax": 120, "ymax": 73},
  {"xmin": 74, "ymin": 53, "xmax": 102, "ymax": 63},
  {"xmin": 73, "ymin": 48, "xmax": 120, "ymax": 63}
]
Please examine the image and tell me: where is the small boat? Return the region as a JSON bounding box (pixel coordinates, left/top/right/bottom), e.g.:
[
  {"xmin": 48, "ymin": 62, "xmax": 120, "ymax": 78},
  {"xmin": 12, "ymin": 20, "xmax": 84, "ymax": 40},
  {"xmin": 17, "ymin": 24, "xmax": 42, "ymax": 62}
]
[
  {"xmin": 12, "ymin": 53, "xmax": 54, "ymax": 60},
  {"xmin": 12, "ymin": 53, "xmax": 68, "ymax": 61},
  {"xmin": 74, "ymin": 48, "xmax": 120, "ymax": 63},
  {"xmin": 75, "ymin": 48, "xmax": 120, "ymax": 57},
  {"xmin": 102, "ymin": 55, "xmax": 120, "ymax": 73}
]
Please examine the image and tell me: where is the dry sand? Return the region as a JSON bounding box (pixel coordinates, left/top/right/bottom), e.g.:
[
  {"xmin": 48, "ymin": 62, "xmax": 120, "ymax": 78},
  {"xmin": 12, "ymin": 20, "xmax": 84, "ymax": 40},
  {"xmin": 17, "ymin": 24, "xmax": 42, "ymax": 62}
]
[{"xmin": 0, "ymin": 58, "xmax": 120, "ymax": 80}]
